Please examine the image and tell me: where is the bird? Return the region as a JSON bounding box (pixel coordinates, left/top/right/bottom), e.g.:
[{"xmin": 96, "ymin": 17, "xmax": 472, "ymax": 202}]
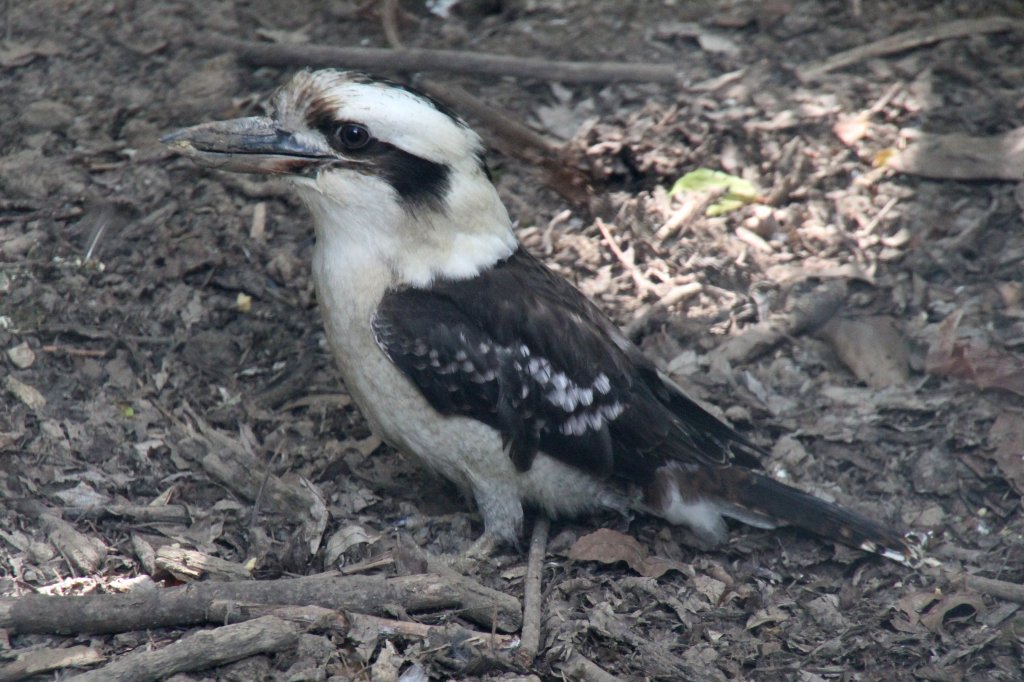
[{"xmin": 163, "ymin": 69, "xmax": 923, "ymax": 565}]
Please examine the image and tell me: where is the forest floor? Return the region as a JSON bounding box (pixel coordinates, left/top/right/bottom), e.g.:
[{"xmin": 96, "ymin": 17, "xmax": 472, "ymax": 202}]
[{"xmin": 1, "ymin": 1, "xmax": 1023, "ymax": 679}]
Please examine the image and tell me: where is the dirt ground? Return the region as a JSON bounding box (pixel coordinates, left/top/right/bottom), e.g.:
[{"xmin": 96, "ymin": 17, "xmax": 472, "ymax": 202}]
[{"xmin": 2, "ymin": 0, "xmax": 1024, "ymax": 680}]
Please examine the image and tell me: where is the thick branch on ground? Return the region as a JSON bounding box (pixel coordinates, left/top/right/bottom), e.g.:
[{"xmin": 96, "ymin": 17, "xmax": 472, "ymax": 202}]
[
  {"xmin": 942, "ymin": 570, "xmax": 1024, "ymax": 605},
  {"xmin": 66, "ymin": 615, "xmax": 300, "ymax": 682},
  {"xmin": 202, "ymin": 25, "xmax": 594, "ymax": 205},
  {"xmin": 194, "ymin": 34, "xmax": 680, "ymax": 84},
  {"xmin": 0, "ymin": 572, "xmax": 522, "ymax": 635},
  {"xmin": 206, "ymin": 601, "xmax": 519, "ymax": 651}
]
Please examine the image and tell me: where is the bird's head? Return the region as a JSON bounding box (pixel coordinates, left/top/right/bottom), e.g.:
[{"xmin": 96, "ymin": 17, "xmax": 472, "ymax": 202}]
[{"xmin": 164, "ymin": 70, "xmax": 515, "ymax": 286}]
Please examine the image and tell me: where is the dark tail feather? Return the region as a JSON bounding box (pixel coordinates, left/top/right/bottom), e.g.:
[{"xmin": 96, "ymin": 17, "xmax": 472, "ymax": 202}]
[{"xmin": 717, "ymin": 468, "xmax": 926, "ymax": 565}]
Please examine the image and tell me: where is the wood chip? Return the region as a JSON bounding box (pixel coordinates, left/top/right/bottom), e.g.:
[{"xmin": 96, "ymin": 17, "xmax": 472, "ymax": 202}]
[{"xmin": 4, "ymin": 375, "xmax": 45, "ymax": 409}]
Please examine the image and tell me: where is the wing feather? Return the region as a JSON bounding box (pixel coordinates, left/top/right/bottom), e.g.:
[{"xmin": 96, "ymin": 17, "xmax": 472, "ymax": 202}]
[{"xmin": 372, "ymin": 246, "xmax": 765, "ymax": 483}]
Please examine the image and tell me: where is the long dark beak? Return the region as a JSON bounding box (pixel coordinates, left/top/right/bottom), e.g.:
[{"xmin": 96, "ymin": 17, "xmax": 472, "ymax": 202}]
[{"xmin": 161, "ymin": 116, "xmax": 331, "ymax": 175}]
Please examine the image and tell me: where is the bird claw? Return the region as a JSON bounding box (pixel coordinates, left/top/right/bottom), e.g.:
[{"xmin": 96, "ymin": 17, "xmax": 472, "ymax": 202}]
[
  {"xmin": 436, "ymin": 533, "xmax": 503, "ymax": 574},
  {"xmin": 464, "ymin": 533, "xmax": 501, "ymax": 560}
]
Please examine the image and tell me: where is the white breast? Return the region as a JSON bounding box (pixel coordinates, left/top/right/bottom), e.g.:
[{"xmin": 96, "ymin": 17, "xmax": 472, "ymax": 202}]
[{"xmin": 310, "ymin": 228, "xmax": 618, "ymax": 541}]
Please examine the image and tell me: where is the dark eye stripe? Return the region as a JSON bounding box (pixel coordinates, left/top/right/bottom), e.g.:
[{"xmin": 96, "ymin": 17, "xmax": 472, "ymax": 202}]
[
  {"xmin": 376, "ymin": 145, "xmax": 450, "ymax": 211},
  {"xmin": 305, "ymin": 99, "xmax": 451, "ymax": 211}
]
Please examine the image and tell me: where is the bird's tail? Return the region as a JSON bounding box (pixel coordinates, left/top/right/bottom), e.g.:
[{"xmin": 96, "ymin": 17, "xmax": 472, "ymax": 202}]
[{"xmin": 650, "ymin": 464, "xmax": 926, "ymax": 565}]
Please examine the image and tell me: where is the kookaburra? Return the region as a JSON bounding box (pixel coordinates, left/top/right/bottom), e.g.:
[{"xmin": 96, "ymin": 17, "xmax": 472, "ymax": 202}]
[{"xmin": 164, "ymin": 70, "xmax": 922, "ymax": 564}]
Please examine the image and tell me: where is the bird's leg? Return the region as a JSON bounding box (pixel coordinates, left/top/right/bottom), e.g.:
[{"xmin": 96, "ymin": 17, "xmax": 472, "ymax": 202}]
[{"xmin": 438, "ymin": 482, "xmax": 523, "ymax": 570}]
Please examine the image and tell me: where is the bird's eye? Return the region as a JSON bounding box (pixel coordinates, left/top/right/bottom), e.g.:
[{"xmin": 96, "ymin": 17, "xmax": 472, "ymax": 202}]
[{"xmin": 334, "ymin": 123, "xmax": 371, "ymax": 151}]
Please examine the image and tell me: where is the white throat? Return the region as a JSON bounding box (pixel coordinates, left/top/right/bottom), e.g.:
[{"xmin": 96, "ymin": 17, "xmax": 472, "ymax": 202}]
[{"xmin": 294, "ymin": 164, "xmax": 516, "ymax": 291}]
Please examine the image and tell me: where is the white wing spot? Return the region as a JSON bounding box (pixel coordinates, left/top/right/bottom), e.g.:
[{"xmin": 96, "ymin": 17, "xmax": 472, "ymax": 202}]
[{"xmin": 528, "ymin": 357, "xmax": 552, "ymax": 384}]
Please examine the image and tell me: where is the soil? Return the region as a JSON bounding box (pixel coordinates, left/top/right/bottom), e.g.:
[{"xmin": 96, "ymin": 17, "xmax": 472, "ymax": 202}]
[{"xmin": 2, "ymin": 0, "xmax": 1023, "ymax": 680}]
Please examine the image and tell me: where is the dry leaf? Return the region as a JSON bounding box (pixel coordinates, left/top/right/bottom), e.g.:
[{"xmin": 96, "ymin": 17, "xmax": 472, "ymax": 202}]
[
  {"xmin": 920, "ymin": 592, "xmax": 985, "ymax": 637},
  {"xmin": 0, "ymin": 40, "xmax": 62, "ymax": 68},
  {"xmin": 820, "ymin": 316, "xmax": 910, "ymax": 388},
  {"xmin": 891, "ymin": 590, "xmax": 942, "ymax": 633},
  {"xmin": 323, "ymin": 524, "xmax": 380, "ymax": 566},
  {"xmin": 5, "ymin": 375, "xmax": 46, "ymax": 409},
  {"xmin": 925, "ymin": 311, "xmax": 1024, "ymax": 396},
  {"xmin": 567, "ymin": 528, "xmax": 686, "ymax": 578},
  {"xmin": 988, "ymin": 411, "xmax": 1024, "ymax": 495},
  {"xmin": 833, "ymin": 114, "xmax": 870, "ymax": 146},
  {"xmin": 746, "ymin": 607, "xmax": 789, "ymax": 630},
  {"xmin": 692, "ymin": 574, "xmax": 727, "ymax": 604}
]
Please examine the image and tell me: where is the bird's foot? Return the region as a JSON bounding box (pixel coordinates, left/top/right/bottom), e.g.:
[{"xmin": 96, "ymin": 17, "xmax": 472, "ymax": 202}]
[
  {"xmin": 439, "ymin": 532, "xmax": 504, "ymax": 574},
  {"xmin": 463, "ymin": 532, "xmax": 501, "ymax": 561}
]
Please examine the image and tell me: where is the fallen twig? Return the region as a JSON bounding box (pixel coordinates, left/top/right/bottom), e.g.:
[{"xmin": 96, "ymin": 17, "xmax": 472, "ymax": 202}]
[
  {"xmin": 596, "ymin": 219, "xmax": 653, "ymax": 296},
  {"xmin": 798, "ymin": 17, "xmax": 1024, "ymax": 81},
  {"xmin": 709, "ymin": 279, "xmax": 848, "ymax": 366},
  {"xmin": 66, "ymin": 615, "xmax": 300, "ymax": 682},
  {"xmin": 194, "ymin": 33, "xmax": 681, "ymax": 84},
  {"xmin": 62, "ymin": 504, "xmax": 190, "ymax": 526},
  {"xmin": 13, "ymin": 501, "xmax": 107, "ymax": 574},
  {"xmin": 0, "ymin": 572, "xmax": 522, "ymax": 634},
  {"xmin": 516, "ymin": 515, "xmax": 549, "ymax": 666},
  {"xmin": 379, "ymin": 0, "xmax": 405, "ymax": 51}
]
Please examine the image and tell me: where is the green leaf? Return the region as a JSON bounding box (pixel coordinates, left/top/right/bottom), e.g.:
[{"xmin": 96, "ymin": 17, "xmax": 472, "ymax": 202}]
[{"xmin": 669, "ymin": 169, "xmax": 759, "ymax": 216}]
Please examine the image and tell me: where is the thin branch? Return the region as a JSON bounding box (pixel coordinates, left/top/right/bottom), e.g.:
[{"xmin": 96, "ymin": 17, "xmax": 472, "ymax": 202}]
[
  {"xmin": 596, "ymin": 219, "xmax": 653, "ymax": 295},
  {"xmin": 798, "ymin": 17, "xmax": 1024, "ymax": 81},
  {"xmin": 379, "ymin": 0, "xmax": 404, "ymax": 50},
  {"xmin": 516, "ymin": 515, "xmax": 549, "ymax": 666}
]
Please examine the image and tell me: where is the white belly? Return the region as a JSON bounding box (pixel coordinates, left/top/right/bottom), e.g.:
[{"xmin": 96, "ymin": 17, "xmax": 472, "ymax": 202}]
[{"xmin": 313, "ymin": 248, "xmax": 615, "ymax": 540}]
